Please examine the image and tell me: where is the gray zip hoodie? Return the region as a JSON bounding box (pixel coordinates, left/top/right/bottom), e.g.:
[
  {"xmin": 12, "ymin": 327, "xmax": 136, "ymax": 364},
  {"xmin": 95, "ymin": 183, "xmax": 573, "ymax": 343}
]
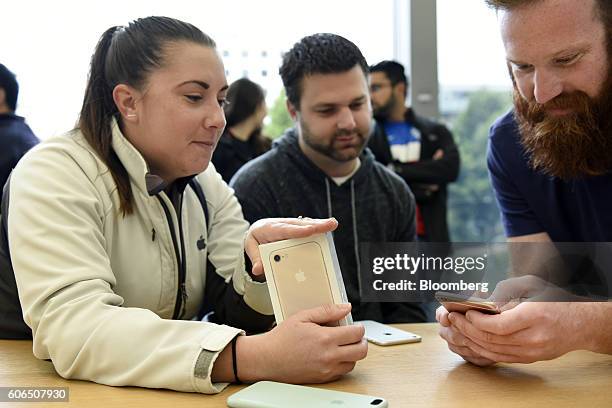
[{"xmin": 231, "ymin": 128, "xmax": 426, "ymax": 323}]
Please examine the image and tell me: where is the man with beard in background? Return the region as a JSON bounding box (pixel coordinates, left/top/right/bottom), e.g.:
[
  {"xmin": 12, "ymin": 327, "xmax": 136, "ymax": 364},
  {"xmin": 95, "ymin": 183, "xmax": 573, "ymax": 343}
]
[
  {"xmin": 368, "ymin": 61, "xmax": 460, "ymax": 243},
  {"xmin": 437, "ymin": 0, "xmax": 612, "ymax": 365},
  {"xmin": 231, "ymin": 33, "xmax": 427, "ymax": 324}
]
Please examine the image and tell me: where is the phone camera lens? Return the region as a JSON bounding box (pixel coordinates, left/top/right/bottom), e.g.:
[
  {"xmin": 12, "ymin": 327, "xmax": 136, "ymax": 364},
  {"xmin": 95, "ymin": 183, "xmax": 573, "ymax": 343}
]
[
  {"xmin": 273, "ymin": 255, "xmax": 281, "ymax": 262},
  {"xmin": 371, "ymin": 399, "xmax": 383, "ymax": 406}
]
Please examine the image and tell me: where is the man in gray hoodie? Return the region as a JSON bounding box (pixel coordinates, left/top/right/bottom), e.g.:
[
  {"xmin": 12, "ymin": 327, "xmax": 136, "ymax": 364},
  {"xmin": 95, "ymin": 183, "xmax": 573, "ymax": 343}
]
[{"xmin": 231, "ymin": 33, "xmax": 426, "ymax": 323}]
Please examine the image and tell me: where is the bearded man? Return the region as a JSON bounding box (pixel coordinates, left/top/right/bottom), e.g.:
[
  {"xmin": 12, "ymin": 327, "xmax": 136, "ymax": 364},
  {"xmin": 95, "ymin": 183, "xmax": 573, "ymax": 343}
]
[
  {"xmin": 437, "ymin": 0, "xmax": 612, "ymax": 365},
  {"xmin": 230, "ymin": 33, "xmax": 427, "ymax": 323}
]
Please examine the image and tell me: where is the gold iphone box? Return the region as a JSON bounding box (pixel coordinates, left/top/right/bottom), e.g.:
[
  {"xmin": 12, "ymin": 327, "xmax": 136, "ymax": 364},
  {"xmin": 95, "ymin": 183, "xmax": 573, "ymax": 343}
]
[{"xmin": 259, "ymin": 232, "xmax": 352, "ymax": 325}]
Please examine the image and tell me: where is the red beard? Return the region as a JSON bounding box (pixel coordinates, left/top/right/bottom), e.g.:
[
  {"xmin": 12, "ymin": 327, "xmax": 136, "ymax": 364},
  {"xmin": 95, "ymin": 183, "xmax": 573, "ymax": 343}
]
[{"xmin": 513, "ymin": 68, "xmax": 612, "ymax": 180}]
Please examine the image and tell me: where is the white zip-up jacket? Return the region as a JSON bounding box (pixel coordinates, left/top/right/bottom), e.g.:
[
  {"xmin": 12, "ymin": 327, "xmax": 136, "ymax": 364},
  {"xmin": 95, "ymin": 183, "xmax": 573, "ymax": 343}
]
[{"xmin": 7, "ymin": 119, "xmax": 273, "ymax": 393}]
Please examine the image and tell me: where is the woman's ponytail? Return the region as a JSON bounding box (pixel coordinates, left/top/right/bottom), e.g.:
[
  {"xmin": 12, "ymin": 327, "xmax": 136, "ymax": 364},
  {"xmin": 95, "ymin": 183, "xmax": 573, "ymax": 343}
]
[{"xmin": 78, "ymin": 26, "xmax": 133, "ymax": 215}]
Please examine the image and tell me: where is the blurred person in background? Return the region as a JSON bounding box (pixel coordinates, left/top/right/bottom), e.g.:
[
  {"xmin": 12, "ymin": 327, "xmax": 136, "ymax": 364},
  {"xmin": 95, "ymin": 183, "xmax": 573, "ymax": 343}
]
[
  {"xmin": 212, "ymin": 78, "xmax": 270, "ymax": 182},
  {"xmin": 0, "ymin": 63, "xmax": 39, "ymax": 191},
  {"xmin": 368, "ymin": 60, "xmax": 459, "ymax": 242}
]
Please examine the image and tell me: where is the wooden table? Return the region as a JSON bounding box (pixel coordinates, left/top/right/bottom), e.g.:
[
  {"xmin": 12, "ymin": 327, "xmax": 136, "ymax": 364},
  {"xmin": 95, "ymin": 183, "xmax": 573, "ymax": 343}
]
[{"xmin": 1, "ymin": 323, "xmax": 611, "ymax": 407}]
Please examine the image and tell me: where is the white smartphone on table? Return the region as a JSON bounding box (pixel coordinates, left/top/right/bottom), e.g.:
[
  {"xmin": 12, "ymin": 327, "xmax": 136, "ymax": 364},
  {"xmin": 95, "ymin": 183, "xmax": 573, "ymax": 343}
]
[
  {"xmin": 227, "ymin": 381, "xmax": 388, "ymax": 408},
  {"xmin": 357, "ymin": 320, "xmax": 422, "ymax": 346}
]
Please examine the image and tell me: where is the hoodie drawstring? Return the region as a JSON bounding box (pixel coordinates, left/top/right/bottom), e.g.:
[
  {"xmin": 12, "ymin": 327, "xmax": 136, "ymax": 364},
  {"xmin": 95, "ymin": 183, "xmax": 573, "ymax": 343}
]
[
  {"xmin": 350, "ymin": 180, "xmax": 362, "ymax": 294},
  {"xmin": 325, "ymin": 178, "xmax": 362, "ymax": 296},
  {"xmin": 325, "ymin": 178, "xmax": 333, "ymax": 218}
]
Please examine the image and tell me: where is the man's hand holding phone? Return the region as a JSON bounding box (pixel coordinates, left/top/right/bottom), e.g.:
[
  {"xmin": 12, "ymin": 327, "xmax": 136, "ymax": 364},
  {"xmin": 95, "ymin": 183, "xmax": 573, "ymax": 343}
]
[
  {"xmin": 435, "ymin": 291, "xmax": 499, "ymax": 366},
  {"xmin": 436, "ymin": 276, "xmax": 597, "ymax": 365}
]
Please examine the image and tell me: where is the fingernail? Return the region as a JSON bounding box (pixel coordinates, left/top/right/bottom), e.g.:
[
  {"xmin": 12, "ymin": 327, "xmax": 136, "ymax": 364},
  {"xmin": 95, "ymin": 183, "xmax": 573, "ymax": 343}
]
[
  {"xmin": 339, "ymin": 303, "xmax": 351, "ymax": 311},
  {"xmin": 448, "ymin": 313, "xmax": 455, "ymax": 322},
  {"xmin": 465, "ymin": 311, "xmax": 473, "ymax": 322}
]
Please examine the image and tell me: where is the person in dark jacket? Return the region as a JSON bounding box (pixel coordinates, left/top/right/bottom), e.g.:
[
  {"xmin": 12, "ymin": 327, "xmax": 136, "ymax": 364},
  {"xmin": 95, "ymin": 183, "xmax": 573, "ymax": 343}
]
[
  {"xmin": 211, "ymin": 78, "xmax": 270, "ymax": 183},
  {"xmin": 368, "ymin": 61, "xmax": 459, "ymax": 242},
  {"xmin": 0, "ymin": 63, "xmax": 38, "ymax": 339},
  {"xmin": 231, "ymin": 34, "xmax": 426, "ymax": 323},
  {"xmin": 0, "ymin": 63, "xmax": 39, "ymax": 191}
]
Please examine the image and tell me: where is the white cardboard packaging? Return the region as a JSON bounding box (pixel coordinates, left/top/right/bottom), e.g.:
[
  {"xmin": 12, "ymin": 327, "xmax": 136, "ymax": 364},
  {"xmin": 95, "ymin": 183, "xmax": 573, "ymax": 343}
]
[{"xmin": 259, "ymin": 232, "xmax": 352, "ymax": 325}]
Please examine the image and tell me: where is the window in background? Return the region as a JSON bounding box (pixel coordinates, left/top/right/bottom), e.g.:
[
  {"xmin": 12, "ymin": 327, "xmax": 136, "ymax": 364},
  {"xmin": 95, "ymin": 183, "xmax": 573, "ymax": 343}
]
[
  {"xmin": 1, "ymin": 0, "xmax": 395, "ymax": 140},
  {"xmin": 437, "ymin": 0, "xmax": 513, "ymax": 242}
]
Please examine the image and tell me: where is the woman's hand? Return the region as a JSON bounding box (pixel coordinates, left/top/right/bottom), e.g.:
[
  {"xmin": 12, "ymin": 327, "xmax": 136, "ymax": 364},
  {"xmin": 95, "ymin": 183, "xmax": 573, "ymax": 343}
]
[
  {"xmin": 244, "ymin": 217, "xmax": 338, "ymax": 277},
  {"xmin": 237, "ymin": 303, "xmax": 367, "ymax": 384}
]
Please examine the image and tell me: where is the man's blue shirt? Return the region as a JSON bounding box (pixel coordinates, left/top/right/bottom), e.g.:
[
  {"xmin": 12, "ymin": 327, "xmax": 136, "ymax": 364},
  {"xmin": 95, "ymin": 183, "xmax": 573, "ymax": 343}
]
[{"xmin": 487, "ymin": 110, "xmax": 612, "ymax": 241}]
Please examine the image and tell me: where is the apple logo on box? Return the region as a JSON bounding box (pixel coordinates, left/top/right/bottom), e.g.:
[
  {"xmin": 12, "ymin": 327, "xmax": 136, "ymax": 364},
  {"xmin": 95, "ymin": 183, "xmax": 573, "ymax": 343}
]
[{"xmin": 294, "ymin": 270, "xmax": 306, "ymax": 283}]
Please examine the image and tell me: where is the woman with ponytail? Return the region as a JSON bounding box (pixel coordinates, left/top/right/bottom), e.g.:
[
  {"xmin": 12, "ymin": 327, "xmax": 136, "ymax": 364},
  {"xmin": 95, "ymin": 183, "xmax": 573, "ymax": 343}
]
[{"xmin": 4, "ymin": 16, "xmax": 367, "ymax": 394}]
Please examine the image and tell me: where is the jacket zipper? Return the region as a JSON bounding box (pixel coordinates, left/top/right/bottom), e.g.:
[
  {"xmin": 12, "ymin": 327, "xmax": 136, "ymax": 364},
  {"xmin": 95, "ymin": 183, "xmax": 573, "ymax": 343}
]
[
  {"xmin": 156, "ymin": 195, "xmax": 188, "ymax": 319},
  {"xmin": 176, "ymin": 203, "xmax": 188, "ymax": 319}
]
